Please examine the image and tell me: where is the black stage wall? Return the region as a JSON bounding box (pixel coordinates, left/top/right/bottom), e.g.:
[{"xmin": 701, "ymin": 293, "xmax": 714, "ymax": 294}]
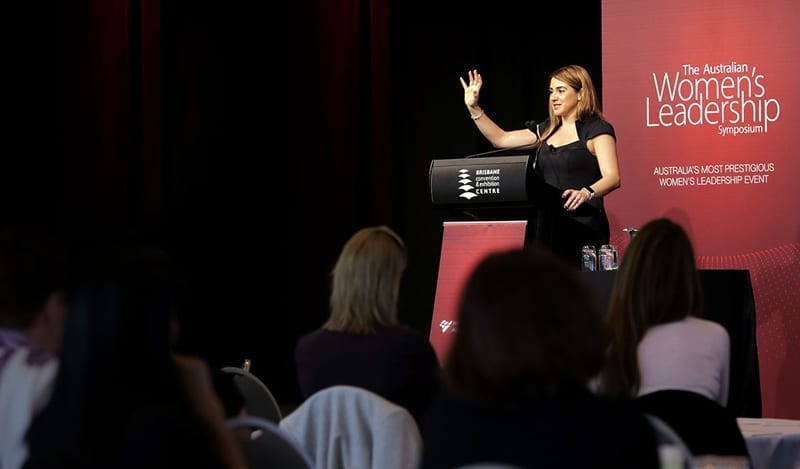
[{"xmin": 4, "ymin": 1, "xmax": 601, "ymax": 405}]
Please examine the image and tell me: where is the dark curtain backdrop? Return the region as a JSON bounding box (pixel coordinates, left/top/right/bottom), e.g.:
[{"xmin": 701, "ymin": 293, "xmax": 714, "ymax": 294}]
[
  {"xmin": 10, "ymin": 1, "xmax": 600, "ymax": 404},
  {"xmin": 4, "ymin": 0, "xmax": 163, "ymax": 235}
]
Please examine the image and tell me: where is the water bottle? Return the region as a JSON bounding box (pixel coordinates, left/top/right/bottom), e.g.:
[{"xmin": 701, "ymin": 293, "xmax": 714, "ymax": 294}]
[
  {"xmin": 581, "ymin": 245, "xmax": 598, "ymax": 271},
  {"xmin": 599, "ymin": 244, "xmax": 618, "ymax": 271}
]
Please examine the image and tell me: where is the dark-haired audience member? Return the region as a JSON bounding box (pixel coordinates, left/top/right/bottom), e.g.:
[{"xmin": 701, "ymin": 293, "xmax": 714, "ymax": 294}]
[
  {"xmin": 599, "ymin": 218, "xmax": 730, "ymax": 405},
  {"xmin": 0, "ymin": 228, "xmax": 70, "ymax": 469},
  {"xmin": 294, "ymin": 225, "xmax": 440, "ymax": 427},
  {"xmin": 420, "ymin": 247, "xmax": 659, "ymax": 469},
  {"xmin": 23, "ymin": 244, "xmax": 247, "ymax": 469}
]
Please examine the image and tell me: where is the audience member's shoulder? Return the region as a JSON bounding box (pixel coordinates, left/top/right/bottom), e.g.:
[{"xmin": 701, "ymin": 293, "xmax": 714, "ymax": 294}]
[
  {"xmin": 380, "ymin": 323, "xmax": 430, "ymax": 342},
  {"xmin": 371, "ymin": 324, "xmax": 437, "ymax": 356},
  {"xmin": 295, "ymin": 327, "xmax": 327, "ymax": 347},
  {"xmin": 685, "ymin": 316, "xmax": 728, "ymax": 333},
  {"xmin": 650, "ymin": 315, "xmax": 724, "ymax": 336},
  {"xmin": 296, "ymin": 324, "xmax": 432, "ymax": 353}
]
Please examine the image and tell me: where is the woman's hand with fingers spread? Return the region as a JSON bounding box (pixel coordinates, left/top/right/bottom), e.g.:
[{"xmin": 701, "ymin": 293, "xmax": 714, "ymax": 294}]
[{"xmin": 459, "ymin": 69, "xmax": 483, "ymax": 109}]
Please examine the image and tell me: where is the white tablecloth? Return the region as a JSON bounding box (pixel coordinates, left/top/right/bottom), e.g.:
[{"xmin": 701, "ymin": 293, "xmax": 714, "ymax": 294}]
[{"xmin": 737, "ymin": 418, "xmax": 800, "ymax": 469}]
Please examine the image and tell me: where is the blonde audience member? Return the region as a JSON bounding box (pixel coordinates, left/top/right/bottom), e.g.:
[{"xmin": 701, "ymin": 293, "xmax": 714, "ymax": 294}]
[{"xmin": 294, "ymin": 225, "xmax": 440, "ymax": 427}]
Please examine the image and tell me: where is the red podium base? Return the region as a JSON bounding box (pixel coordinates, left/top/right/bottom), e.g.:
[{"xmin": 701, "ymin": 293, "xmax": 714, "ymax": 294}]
[{"xmin": 428, "ymin": 220, "xmax": 527, "ymax": 364}]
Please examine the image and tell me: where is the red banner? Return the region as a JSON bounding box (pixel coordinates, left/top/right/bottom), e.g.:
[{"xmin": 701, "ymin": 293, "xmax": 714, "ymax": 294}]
[{"xmin": 602, "ymin": 0, "xmax": 800, "ymax": 418}]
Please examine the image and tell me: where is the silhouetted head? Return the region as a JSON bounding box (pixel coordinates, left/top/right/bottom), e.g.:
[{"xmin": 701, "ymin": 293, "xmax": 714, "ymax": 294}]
[
  {"xmin": 611, "ymin": 217, "xmax": 702, "ymax": 329},
  {"xmin": 324, "ymin": 225, "xmax": 407, "ymax": 334},
  {"xmin": 601, "ymin": 217, "xmax": 703, "ymax": 397},
  {"xmin": 445, "ymin": 246, "xmax": 606, "ymax": 401},
  {"xmin": 0, "ymin": 227, "xmax": 69, "ymax": 328},
  {"xmin": 0, "ymin": 226, "xmax": 71, "ymax": 353}
]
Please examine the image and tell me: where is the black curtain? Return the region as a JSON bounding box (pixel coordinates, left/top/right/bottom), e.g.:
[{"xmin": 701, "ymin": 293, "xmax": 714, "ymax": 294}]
[{"xmin": 29, "ymin": 0, "xmax": 601, "ymax": 405}]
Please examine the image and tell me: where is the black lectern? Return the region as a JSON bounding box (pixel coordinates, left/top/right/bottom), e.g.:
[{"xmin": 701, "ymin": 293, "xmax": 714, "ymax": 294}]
[
  {"xmin": 429, "ymin": 155, "xmax": 532, "ymax": 207},
  {"xmin": 429, "ymin": 154, "xmax": 597, "ymax": 218},
  {"xmin": 429, "ymin": 152, "xmax": 603, "ymax": 275}
]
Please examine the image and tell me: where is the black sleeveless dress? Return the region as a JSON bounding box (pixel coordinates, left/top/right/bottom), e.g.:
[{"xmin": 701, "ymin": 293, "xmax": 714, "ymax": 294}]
[{"xmin": 524, "ymin": 115, "xmax": 615, "ymax": 266}]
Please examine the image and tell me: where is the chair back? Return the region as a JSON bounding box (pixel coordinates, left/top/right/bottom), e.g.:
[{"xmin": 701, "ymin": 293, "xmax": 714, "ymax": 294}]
[
  {"xmin": 227, "ymin": 416, "xmax": 313, "ymax": 469},
  {"xmin": 636, "ymin": 390, "xmax": 751, "ymax": 460},
  {"xmin": 645, "ymin": 414, "xmax": 693, "ymax": 469},
  {"xmin": 279, "ymin": 385, "xmax": 422, "ymax": 469},
  {"xmin": 221, "ymin": 366, "xmax": 282, "ymax": 423}
]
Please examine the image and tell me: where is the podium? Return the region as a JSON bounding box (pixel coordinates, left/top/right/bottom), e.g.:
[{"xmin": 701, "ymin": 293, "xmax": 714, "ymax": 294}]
[
  {"xmin": 429, "ymin": 155, "xmax": 532, "ymax": 208},
  {"xmin": 428, "ymin": 154, "xmax": 587, "ymax": 220},
  {"xmin": 427, "ymin": 153, "xmax": 586, "ymax": 362}
]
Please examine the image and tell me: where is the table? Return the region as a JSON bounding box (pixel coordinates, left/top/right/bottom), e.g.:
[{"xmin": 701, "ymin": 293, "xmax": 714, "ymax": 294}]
[{"xmin": 737, "ymin": 418, "xmax": 800, "ymax": 469}]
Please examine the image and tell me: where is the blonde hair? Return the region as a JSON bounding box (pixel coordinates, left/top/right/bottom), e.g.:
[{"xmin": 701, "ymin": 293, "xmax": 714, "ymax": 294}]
[
  {"xmin": 324, "ymin": 225, "xmax": 407, "ymax": 334},
  {"xmin": 539, "ymin": 64, "xmax": 605, "ymax": 143}
]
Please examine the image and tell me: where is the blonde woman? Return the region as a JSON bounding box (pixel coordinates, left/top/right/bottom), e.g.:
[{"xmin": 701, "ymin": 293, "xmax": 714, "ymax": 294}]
[{"xmin": 294, "ymin": 226, "xmax": 440, "ymax": 426}]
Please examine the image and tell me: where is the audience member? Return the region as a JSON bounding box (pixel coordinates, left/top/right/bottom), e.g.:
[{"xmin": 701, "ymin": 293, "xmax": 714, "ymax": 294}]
[
  {"xmin": 22, "ymin": 243, "xmax": 247, "ymax": 469},
  {"xmin": 420, "ymin": 247, "xmax": 659, "ymax": 468},
  {"xmin": 599, "ymin": 217, "xmax": 730, "ymax": 405},
  {"xmin": 0, "ymin": 227, "xmax": 70, "ymax": 469},
  {"xmin": 294, "ymin": 225, "xmax": 440, "ymax": 427}
]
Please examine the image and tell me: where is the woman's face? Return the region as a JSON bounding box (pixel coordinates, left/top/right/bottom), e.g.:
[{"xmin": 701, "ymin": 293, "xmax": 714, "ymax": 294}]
[{"xmin": 549, "ymin": 77, "xmax": 580, "ymax": 118}]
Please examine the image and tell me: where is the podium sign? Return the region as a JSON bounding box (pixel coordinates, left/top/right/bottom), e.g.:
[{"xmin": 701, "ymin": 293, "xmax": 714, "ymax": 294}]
[
  {"xmin": 429, "ymin": 155, "xmax": 531, "ymax": 207},
  {"xmin": 429, "ymin": 220, "xmax": 527, "ymax": 364}
]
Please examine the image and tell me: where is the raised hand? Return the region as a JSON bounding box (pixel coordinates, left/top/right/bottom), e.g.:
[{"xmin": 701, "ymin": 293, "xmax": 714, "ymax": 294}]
[{"xmin": 459, "ymin": 69, "xmax": 483, "ymax": 109}]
